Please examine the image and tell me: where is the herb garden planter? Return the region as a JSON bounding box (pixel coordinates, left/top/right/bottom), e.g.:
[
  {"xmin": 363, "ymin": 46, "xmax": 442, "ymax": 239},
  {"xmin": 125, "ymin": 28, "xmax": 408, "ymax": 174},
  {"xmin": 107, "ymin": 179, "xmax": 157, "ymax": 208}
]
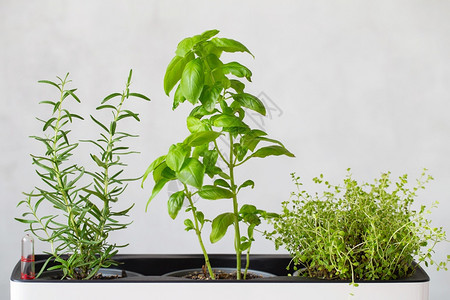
[{"xmin": 11, "ymin": 254, "xmax": 430, "ymax": 300}]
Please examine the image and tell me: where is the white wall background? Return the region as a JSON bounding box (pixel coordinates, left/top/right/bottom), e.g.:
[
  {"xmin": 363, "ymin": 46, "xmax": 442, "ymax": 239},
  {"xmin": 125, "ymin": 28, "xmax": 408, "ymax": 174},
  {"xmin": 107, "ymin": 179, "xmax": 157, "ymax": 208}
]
[{"xmin": 1, "ymin": 0, "xmax": 449, "ymax": 299}]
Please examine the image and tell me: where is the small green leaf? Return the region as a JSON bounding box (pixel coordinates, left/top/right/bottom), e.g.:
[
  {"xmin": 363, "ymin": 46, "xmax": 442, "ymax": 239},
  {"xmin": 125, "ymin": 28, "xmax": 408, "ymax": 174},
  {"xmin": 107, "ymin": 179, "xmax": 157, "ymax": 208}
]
[
  {"xmin": 189, "ymin": 105, "xmax": 218, "ymax": 118},
  {"xmin": 210, "ymin": 212, "xmax": 235, "ymax": 243},
  {"xmin": 168, "ymin": 191, "xmax": 185, "ymax": 219},
  {"xmin": 96, "ymin": 104, "xmax": 116, "ymax": 110},
  {"xmin": 173, "ymin": 84, "xmax": 186, "ymax": 110},
  {"xmin": 230, "ymin": 80, "xmax": 245, "ymax": 94},
  {"xmin": 199, "ymin": 83, "xmax": 222, "ymax": 112},
  {"xmin": 198, "ymin": 185, "xmax": 234, "ymax": 200},
  {"xmin": 90, "ymin": 116, "xmax": 109, "ymax": 133},
  {"xmin": 176, "ymin": 37, "xmax": 195, "ymax": 57},
  {"xmin": 177, "ymin": 158, "xmax": 205, "ymax": 189},
  {"xmin": 14, "ymin": 218, "xmax": 38, "ymax": 224},
  {"xmin": 184, "ymin": 131, "xmax": 221, "ymax": 147},
  {"xmin": 232, "ymin": 93, "xmax": 266, "ymax": 116},
  {"xmin": 164, "ymin": 53, "xmax": 195, "ymax": 96},
  {"xmin": 250, "ymin": 145, "xmax": 295, "ymax": 159},
  {"xmin": 102, "ymin": 93, "xmax": 122, "ymax": 104},
  {"xmin": 212, "ymin": 114, "xmax": 248, "ymax": 128},
  {"xmin": 38, "ymin": 80, "xmax": 61, "ymax": 91},
  {"xmin": 90, "ymin": 154, "xmax": 105, "ymax": 168},
  {"xmin": 110, "ymin": 121, "xmax": 117, "ymax": 135},
  {"xmin": 129, "ymin": 92, "xmax": 151, "ymax": 101},
  {"xmin": 200, "ymin": 29, "xmax": 220, "ymax": 41},
  {"xmin": 196, "ymin": 211, "xmax": 205, "ymax": 226},
  {"xmin": 184, "ymin": 219, "xmax": 195, "ymax": 231},
  {"xmin": 43, "ymin": 117, "xmax": 56, "ymax": 131},
  {"xmin": 145, "ymin": 178, "xmax": 169, "ymax": 211},
  {"xmin": 205, "ymin": 54, "xmax": 223, "ymax": 70},
  {"xmin": 238, "ymin": 180, "xmax": 255, "ymax": 192},
  {"xmin": 142, "ymin": 155, "xmax": 166, "ymax": 187},
  {"xmin": 180, "ymin": 58, "xmax": 204, "ymax": 104},
  {"xmin": 214, "ymin": 179, "xmax": 231, "ymax": 189},
  {"xmin": 211, "ymin": 37, "xmax": 254, "ymax": 57},
  {"xmin": 166, "ymin": 143, "xmax": 190, "ymax": 172},
  {"xmin": 187, "ymin": 116, "xmax": 207, "ymax": 133},
  {"xmin": 67, "ymin": 90, "xmax": 81, "ymax": 103},
  {"xmin": 221, "ymin": 62, "xmax": 252, "ymax": 81}
]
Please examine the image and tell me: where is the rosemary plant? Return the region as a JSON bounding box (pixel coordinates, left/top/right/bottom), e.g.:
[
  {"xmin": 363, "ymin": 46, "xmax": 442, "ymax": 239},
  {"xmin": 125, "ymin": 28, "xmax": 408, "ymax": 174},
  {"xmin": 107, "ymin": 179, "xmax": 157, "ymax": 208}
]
[{"xmin": 16, "ymin": 70, "xmax": 150, "ymax": 279}]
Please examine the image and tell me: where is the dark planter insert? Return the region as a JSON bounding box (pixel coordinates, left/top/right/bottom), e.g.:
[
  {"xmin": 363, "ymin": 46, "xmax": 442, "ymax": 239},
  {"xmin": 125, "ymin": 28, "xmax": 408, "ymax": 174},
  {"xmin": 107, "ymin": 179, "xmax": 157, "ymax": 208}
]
[{"xmin": 11, "ymin": 254, "xmax": 430, "ymax": 300}]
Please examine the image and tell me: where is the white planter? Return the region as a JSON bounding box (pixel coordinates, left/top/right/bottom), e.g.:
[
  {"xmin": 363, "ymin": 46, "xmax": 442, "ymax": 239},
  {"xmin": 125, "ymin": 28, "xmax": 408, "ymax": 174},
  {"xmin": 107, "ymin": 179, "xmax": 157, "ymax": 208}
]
[{"xmin": 10, "ymin": 254, "xmax": 429, "ymax": 300}]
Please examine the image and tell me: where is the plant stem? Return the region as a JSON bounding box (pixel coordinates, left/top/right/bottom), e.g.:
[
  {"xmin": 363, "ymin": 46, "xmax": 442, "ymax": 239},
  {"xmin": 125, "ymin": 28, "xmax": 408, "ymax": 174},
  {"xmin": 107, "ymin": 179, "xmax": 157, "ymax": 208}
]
[
  {"xmin": 244, "ymin": 249, "xmax": 250, "ymax": 280},
  {"xmin": 228, "ymin": 133, "xmax": 242, "ymax": 279},
  {"xmin": 185, "ymin": 187, "xmax": 216, "ymax": 280}
]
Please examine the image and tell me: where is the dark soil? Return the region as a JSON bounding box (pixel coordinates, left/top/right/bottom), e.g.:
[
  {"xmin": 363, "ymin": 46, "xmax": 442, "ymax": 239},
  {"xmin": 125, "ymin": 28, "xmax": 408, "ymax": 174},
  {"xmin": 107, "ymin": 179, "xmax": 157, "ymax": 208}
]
[
  {"xmin": 90, "ymin": 270, "xmax": 127, "ymax": 280},
  {"xmin": 182, "ymin": 265, "xmax": 264, "ymax": 280}
]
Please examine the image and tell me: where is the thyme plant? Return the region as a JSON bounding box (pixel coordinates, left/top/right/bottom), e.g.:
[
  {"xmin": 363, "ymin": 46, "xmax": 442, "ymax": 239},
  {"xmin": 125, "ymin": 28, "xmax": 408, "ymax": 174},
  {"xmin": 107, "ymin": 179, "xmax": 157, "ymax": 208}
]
[
  {"xmin": 143, "ymin": 29, "xmax": 294, "ymax": 279},
  {"xmin": 16, "ymin": 71, "xmax": 150, "ymax": 279},
  {"xmin": 266, "ymin": 170, "xmax": 449, "ymax": 284}
]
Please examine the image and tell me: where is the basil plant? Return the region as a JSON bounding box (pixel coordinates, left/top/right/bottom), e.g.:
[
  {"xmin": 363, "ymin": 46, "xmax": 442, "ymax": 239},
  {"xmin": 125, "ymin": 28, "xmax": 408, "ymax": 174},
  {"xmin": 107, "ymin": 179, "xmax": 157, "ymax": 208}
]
[{"xmin": 143, "ymin": 30, "xmax": 294, "ymax": 280}]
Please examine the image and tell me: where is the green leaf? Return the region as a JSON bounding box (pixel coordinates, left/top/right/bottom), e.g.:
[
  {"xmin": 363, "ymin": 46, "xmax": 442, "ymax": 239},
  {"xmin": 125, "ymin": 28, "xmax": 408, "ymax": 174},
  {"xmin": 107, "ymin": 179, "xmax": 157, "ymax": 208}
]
[
  {"xmin": 230, "ymin": 79, "xmax": 245, "ymax": 94},
  {"xmin": 164, "ymin": 53, "xmax": 195, "ymax": 96},
  {"xmin": 145, "ymin": 178, "xmax": 169, "ymax": 211},
  {"xmin": 102, "ymin": 93, "xmax": 122, "ymax": 104},
  {"xmin": 184, "ymin": 219, "xmax": 195, "ymax": 231},
  {"xmin": 200, "ymin": 29, "xmax": 220, "ymax": 41},
  {"xmin": 203, "ymin": 149, "xmax": 219, "ymax": 170},
  {"xmin": 238, "ymin": 180, "xmax": 255, "ymax": 192},
  {"xmin": 189, "ymin": 105, "xmax": 218, "ymax": 118},
  {"xmin": 180, "ymin": 58, "xmax": 204, "ymax": 104},
  {"xmin": 110, "ymin": 121, "xmax": 116, "ymax": 135},
  {"xmin": 177, "ymin": 158, "xmax": 205, "ymax": 189},
  {"xmin": 232, "ymin": 93, "xmax": 266, "ymax": 116},
  {"xmin": 175, "ymin": 30, "xmax": 220, "ymax": 57},
  {"xmin": 196, "ymin": 211, "xmax": 205, "ymax": 226},
  {"xmin": 96, "ymin": 104, "xmax": 116, "ymax": 110},
  {"xmin": 221, "ymin": 62, "xmax": 252, "ymax": 81},
  {"xmin": 173, "ymin": 84, "xmax": 186, "ymax": 110},
  {"xmin": 211, "ymin": 37, "xmax": 254, "ymax": 57},
  {"xmin": 153, "ymin": 162, "xmax": 176, "ymax": 182},
  {"xmin": 198, "ymin": 185, "xmax": 234, "ymax": 200},
  {"xmin": 241, "ymin": 130, "xmax": 268, "ymax": 151},
  {"xmin": 186, "ymin": 116, "xmax": 207, "ymax": 133},
  {"xmin": 176, "ymin": 38, "xmax": 195, "ymax": 57},
  {"xmin": 15, "ymin": 218, "xmax": 38, "ymax": 224},
  {"xmin": 250, "ymin": 145, "xmax": 295, "ymax": 159},
  {"xmin": 199, "ymin": 83, "xmax": 222, "ymax": 112},
  {"xmin": 43, "ymin": 117, "xmax": 56, "ymax": 131},
  {"xmin": 214, "ymin": 179, "xmax": 230, "ymax": 189},
  {"xmin": 90, "ymin": 154, "xmax": 106, "ymax": 168},
  {"xmin": 210, "ymin": 212, "xmax": 235, "ymax": 243},
  {"xmin": 38, "ymin": 80, "xmax": 61, "ymax": 91},
  {"xmin": 127, "ymin": 69, "xmax": 133, "ymax": 85},
  {"xmin": 67, "ymin": 90, "xmax": 81, "ymax": 103},
  {"xmin": 184, "ymin": 131, "xmax": 221, "ymax": 147},
  {"xmin": 168, "ymin": 191, "xmax": 185, "ymax": 219},
  {"xmin": 129, "ymin": 92, "xmax": 151, "ymax": 101},
  {"xmin": 212, "ymin": 114, "xmax": 248, "ymax": 128},
  {"xmin": 142, "ymin": 155, "xmax": 166, "ymax": 187},
  {"xmin": 166, "ymin": 143, "xmax": 190, "ymax": 172},
  {"xmin": 192, "ymin": 143, "xmax": 208, "ymax": 158},
  {"xmin": 205, "ymin": 54, "xmax": 223, "ymax": 70},
  {"xmin": 90, "ymin": 116, "xmax": 109, "ymax": 133}
]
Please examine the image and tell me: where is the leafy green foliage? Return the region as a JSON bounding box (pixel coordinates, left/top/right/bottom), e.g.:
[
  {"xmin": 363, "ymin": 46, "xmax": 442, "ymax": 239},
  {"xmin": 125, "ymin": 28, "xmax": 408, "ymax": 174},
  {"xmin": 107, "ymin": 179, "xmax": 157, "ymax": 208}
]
[
  {"xmin": 265, "ymin": 170, "xmax": 449, "ymax": 284},
  {"xmin": 16, "ymin": 71, "xmax": 150, "ymax": 279},
  {"xmin": 143, "ymin": 29, "xmax": 294, "ymax": 280}
]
